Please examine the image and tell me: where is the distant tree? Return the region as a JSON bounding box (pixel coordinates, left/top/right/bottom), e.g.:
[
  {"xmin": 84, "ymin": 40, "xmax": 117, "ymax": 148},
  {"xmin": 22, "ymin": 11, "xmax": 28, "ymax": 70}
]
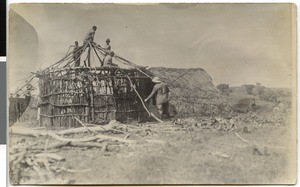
[
  {"xmin": 257, "ymin": 86, "xmax": 264, "ymax": 95},
  {"xmin": 277, "ymin": 90, "xmax": 284, "ymax": 96},
  {"xmin": 259, "ymin": 88, "xmax": 278, "ymax": 103},
  {"xmin": 253, "ymin": 84, "xmax": 265, "ymax": 96},
  {"xmin": 217, "ymin": 84, "xmax": 230, "ymax": 95},
  {"xmin": 244, "ymin": 85, "xmax": 255, "ymax": 95}
]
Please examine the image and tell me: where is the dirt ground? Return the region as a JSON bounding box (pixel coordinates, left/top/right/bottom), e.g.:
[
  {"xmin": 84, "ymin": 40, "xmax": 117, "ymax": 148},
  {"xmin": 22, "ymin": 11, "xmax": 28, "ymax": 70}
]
[
  {"xmin": 9, "ymin": 86, "xmax": 296, "ymax": 185},
  {"xmin": 9, "ymin": 107, "xmax": 296, "ymax": 185},
  {"xmin": 61, "ymin": 123, "xmax": 293, "ymax": 184}
]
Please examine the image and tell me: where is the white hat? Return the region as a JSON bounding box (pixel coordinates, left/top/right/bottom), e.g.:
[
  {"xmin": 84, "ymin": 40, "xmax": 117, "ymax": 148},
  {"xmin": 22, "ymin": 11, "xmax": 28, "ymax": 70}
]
[{"xmin": 152, "ymin": 77, "xmax": 161, "ymax": 83}]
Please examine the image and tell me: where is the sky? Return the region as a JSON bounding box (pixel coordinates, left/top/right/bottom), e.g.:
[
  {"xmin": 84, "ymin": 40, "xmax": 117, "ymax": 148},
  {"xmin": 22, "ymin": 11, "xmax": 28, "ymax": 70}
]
[{"xmin": 9, "ymin": 3, "xmax": 295, "ymax": 92}]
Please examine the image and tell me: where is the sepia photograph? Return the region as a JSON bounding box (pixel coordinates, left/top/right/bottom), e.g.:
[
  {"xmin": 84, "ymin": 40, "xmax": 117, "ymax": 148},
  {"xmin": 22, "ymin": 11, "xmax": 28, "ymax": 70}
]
[{"xmin": 8, "ymin": 3, "xmax": 297, "ymax": 185}]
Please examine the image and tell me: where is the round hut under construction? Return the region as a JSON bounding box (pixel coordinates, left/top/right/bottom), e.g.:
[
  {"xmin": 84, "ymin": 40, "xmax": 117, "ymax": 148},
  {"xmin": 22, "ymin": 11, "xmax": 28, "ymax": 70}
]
[{"xmin": 36, "ymin": 37, "xmax": 155, "ymax": 128}]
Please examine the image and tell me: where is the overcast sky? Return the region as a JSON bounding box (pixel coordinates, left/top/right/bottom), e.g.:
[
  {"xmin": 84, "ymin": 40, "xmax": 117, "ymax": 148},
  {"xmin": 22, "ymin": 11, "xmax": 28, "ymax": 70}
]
[{"xmin": 9, "ymin": 3, "xmax": 295, "ymax": 92}]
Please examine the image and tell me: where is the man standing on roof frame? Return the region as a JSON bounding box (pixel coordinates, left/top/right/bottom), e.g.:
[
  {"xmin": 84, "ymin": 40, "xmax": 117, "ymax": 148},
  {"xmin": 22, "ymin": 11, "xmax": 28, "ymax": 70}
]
[
  {"xmin": 144, "ymin": 77, "xmax": 170, "ymax": 119},
  {"xmin": 104, "ymin": 38, "xmax": 111, "ymax": 54},
  {"xmin": 82, "ymin": 26, "xmax": 97, "ymax": 67},
  {"xmin": 83, "ymin": 26, "xmax": 97, "ymax": 45},
  {"xmin": 103, "ymin": 51, "xmax": 118, "ymax": 67}
]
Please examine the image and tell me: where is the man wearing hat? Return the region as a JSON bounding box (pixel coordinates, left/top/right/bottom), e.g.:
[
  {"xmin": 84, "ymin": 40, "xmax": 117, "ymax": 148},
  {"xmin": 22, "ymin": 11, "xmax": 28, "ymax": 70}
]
[
  {"xmin": 144, "ymin": 77, "xmax": 170, "ymax": 119},
  {"xmin": 104, "ymin": 38, "xmax": 111, "ymax": 54}
]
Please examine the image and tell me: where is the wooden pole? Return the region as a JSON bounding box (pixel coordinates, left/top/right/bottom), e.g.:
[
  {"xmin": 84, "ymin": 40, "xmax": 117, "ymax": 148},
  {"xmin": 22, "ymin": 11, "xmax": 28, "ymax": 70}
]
[
  {"xmin": 90, "ymin": 84, "xmax": 95, "ymax": 122},
  {"xmin": 126, "ymin": 75, "xmax": 163, "ymax": 123},
  {"xmin": 91, "ymin": 43, "xmax": 104, "ymax": 66},
  {"xmin": 87, "ymin": 43, "xmax": 91, "ymax": 67}
]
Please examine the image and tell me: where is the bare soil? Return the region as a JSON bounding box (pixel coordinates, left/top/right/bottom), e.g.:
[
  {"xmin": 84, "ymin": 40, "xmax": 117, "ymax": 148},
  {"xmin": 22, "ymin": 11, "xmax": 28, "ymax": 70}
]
[
  {"xmin": 61, "ymin": 122, "xmax": 292, "ymax": 184},
  {"xmin": 9, "ymin": 109, "xmax": 295, "ymax": 184},
  {"xmin": 9, "ymin": 86, "xmax": 296, "ymax": 185}
]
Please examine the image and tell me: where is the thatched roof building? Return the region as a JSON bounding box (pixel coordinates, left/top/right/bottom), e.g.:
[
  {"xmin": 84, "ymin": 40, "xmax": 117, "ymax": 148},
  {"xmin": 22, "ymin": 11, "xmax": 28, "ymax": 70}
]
[{"xmin": 149, "ymin": 67, "xmax": 228, "ymax": 116}]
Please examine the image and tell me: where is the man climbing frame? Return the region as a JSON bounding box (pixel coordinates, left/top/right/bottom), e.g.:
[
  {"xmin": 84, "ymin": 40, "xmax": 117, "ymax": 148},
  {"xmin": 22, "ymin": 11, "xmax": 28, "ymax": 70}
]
[
  {"xmin": 144, "ymin": 77, "xmax": 170, "ymax": 119},
  {"xmin": 82, "ymin": 26, "xmax": 97, "ymax": 67},
  {"xmin": 83, "ymin": 26, "xmax": 97, "ymax": 45}
]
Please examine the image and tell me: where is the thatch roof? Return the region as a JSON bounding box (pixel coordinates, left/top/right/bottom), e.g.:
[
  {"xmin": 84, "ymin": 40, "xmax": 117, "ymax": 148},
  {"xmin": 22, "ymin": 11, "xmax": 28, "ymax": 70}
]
[{"xmin": 149, "ymin": 67, "xmax": 230, "ymax": 116}]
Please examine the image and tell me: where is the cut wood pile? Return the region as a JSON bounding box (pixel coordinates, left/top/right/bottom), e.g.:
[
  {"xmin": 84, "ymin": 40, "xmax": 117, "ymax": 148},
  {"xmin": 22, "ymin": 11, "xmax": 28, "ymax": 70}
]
[
  {"xmin": 9, "ymin": 119, "xmax": 164, "ymax": 184},
  {"xmin": 149, "ymin": 67, "xmax": 231, "ymax": 116}
]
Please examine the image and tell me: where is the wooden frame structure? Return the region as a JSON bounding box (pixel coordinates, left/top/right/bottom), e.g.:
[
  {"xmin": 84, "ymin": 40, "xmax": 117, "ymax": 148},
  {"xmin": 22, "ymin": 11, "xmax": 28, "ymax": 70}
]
[
  {"xmin": 37, "ymin": 66, "xmax": 154, "ymax": 127},
  {"xmin": 35, "ymin": 36, "xmax": 155, "ymax": 127}
]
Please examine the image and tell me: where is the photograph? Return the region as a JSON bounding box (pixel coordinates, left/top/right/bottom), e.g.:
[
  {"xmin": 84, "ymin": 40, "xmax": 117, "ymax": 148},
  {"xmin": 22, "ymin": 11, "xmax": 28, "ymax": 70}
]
[{"xmin": 8, "ymin": 3, "xmax": 297, "ymax": 185}]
